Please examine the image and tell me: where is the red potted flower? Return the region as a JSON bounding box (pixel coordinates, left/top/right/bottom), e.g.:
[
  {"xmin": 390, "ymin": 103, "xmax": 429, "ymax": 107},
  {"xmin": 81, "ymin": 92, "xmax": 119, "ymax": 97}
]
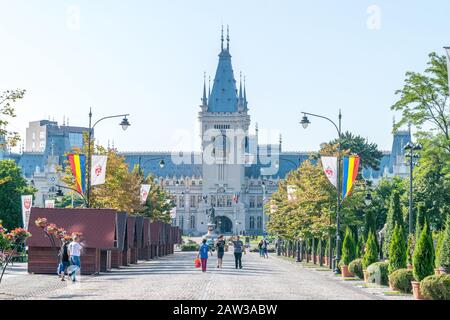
[{"xmin": 45, "ymin": 223, "xmax": 58, "ymax": 235}]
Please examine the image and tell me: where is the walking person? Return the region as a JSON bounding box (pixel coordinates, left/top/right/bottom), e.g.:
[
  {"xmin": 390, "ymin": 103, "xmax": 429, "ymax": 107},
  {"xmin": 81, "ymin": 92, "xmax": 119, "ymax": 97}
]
[
  {"xmin": 215, "ymin": 235, "xmax": 225, "ymax": 268},
  {"xmin": 262, "ymin": 238, "xmax": 269, "ymax": 259},
  {"xmin": 258, "ymin": 239, "xmax": 264, "ymax": 258},
  {"xmin": 197, "ymin": 239, "xmax": 209, "ymax": 273},
  {"xmin": 231, "ymin": 235, "xmax": 245, "ymax": 269},
  {"xmin": 68, "ymin": 236, "xmax": 83, "ymax": 282},
  {"xmin": 58, "ymin": 238, "xmax": 70, "ymax": 281}
]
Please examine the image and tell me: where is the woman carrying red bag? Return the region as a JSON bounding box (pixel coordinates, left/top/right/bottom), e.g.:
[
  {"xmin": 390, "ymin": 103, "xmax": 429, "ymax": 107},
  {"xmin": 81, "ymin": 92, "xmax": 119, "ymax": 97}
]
[{"xmin": 197, "ymin": 239, "xmax": 210, "ymax": 272}]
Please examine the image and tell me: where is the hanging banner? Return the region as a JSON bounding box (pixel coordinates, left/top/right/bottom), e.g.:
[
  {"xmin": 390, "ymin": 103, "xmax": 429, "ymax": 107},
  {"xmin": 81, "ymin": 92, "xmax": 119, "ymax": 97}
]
[
  {"xmin": 140, "ymin": 184, "xmax": 151, "ymax": 204},
  {"xmin": 67, "ymin": 154, "xmax": 86, "ymax": 194},
  {"xmin": 342, "ymin": 155, "xmax": 360, "ymax": 200},
  {"xmin": 321, "ymin": 156, "xmax": 338, "ymax": 188},
  {"xmin": 21, "ymin": 195, "xmax": 33, "ymax": 229},
  {"xmin": 45, "ymin": 200, "xmax": 55, "ymax": 208},
  {"xmin": 287, "ymin": 185, "xmax": 298, "ymax": 202},
  {"xmin": 170, "ymin": 207, "xmax": 177, "ymax": 219},
  {"xmin": 91, "ymin": 155, "xmax": 108, "ymax": 186}
]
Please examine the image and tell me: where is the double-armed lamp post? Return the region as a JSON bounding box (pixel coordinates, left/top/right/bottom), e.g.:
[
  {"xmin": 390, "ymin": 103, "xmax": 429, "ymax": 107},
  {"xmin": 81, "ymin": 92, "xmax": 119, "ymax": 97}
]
[
  {"xmin": 404, "ymin": 140, "xmax": 422, "ymax": 234},
  {"xmin": 86, "ymin": 108, "xmax": 131, "ymax": 208},
  {"xmin": 300, "ymin": 110, "xmax": 342, "ymax": 273}
]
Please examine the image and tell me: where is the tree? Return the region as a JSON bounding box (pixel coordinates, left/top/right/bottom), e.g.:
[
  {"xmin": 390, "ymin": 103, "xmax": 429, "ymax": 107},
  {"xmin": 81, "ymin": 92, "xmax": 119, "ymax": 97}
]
[
  {"xmin": 141, "ymin": 175, "xmax": 174, "ymax": 223},
  {"xmin": 61, "ymin": 137, "xmax": 145, "ymax": 214},
  {"xmin": 0, "ymin": 160, "xmax": 36, "ymax": 229},
  {"xmin": 413, "ymin": 222, "xmax": 435, "ymax": 281},
  {"xmin": 0, "ymin": 89, "xmax": 26, "ymax": 149},
  {"xmin": 415, "ymin": 202, "xmax": 427, "ymax": 238},
  {"xmin": 391, "ymin": 52, "xmax": 449, "ymax": 152},
  {"xmin": 362, "ymin": 231, "xmax": 378, "ymax": 269},
  {"xmin": 438, "ymin": 214, "xmax": 450, "ymax": 269},
  {"xmin": 323, "ymin": 131, "xmax": 383, "ymax": 172},
  {"xmin": 340, "ymin": 227, "xmax": 356, "ymax": 266},
  {"xmin": 388, "ymin": 224, "xmax": 407, "ymax": 274},
  {"xmin": 384, "ymin": 190, "xmax": 404, "ymax": 256}
]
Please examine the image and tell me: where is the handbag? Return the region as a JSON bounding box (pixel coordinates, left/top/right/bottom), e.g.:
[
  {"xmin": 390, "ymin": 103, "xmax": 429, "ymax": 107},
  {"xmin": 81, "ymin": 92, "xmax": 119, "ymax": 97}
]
[{"xmin": 194, "ymin": 258, "xmax": 201, "ymax": 268}]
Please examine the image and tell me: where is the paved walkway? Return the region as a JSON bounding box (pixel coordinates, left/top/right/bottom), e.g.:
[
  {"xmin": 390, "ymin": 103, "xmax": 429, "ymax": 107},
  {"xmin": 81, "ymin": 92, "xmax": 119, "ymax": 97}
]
[{"xmin": 0, "ymin": 252, "xmax": 412, "ymax": 300}]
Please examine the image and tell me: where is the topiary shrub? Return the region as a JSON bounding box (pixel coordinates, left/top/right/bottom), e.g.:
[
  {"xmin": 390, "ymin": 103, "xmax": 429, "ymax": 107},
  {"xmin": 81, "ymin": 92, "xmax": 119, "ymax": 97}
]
[
  {"xmin": 420, "ymin": 274, "xmax": 450, "ymax": 300},
  {"xmin": 413, "ymin": 223, "xmax": 435, "ymax": 281},
  {"xmin": 384, "ymin": 191, "xmax": 403, "ymax": 256},
  {"xmin": 388, "ymin": 224, "xmax": 407, "ymax": 274},
  {"xmin": 348, "ymin": 258, "xmax": 364, "ymax": 279},
  {"xmin": 367, "ymin": 261, "xmax": 389, "ymax": 286},
  {"xmin": 438, "ymin": 214, "xmax": 450, "ymax": 269},
  {"xmin": 435, "ymin": 231, "xmax": 444, "ymax": 269},
  {"xmin": 388, "ymin": 268, "xmax": 414, "ymax": 293},
  {"xmin": 340, "ymin": 227, "xmax": 356, "ymax": 266},
  {"xmin": 407, "ymin": 234, "xmax": 415, "ymax": 267},
  {"xmin": 362, "ymin": 231, "xmax": 378, "ymax": 270}
]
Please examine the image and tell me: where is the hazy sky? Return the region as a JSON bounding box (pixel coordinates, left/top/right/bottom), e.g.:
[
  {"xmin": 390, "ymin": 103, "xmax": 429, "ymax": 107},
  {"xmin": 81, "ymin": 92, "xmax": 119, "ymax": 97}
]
[{"xmin": 1, "ymin": 0, "xmax": 449, "ymax": 153}]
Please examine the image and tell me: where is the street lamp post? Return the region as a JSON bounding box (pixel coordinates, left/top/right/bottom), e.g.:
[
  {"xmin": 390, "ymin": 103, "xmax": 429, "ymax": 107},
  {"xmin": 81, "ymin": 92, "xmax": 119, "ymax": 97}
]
[
  {"xmin": 86, "ymin": 108, "xmax": 130, "ymax": 208},
  {"xmin": 137, "ymin": 156, "xmax": 166, "ymax": 178},
  {"xmin": 404, "ymin": 140, "xmax": 422, "ymax": 234},
  {"xmin": 300, "ymin": 110, "xmax": 342, "ymax": 274}
]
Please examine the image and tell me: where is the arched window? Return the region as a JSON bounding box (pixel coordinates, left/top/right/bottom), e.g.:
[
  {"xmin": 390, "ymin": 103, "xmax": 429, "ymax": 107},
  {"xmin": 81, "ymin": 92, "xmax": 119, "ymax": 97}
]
[{"xmin": 190, "ymin": 215, "xmax": 196, "ymax": 229}]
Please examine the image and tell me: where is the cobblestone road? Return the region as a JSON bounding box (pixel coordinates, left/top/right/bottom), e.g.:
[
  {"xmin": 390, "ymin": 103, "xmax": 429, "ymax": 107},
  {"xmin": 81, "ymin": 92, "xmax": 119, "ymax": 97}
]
[{"xmin": 0, "ymin": 252, "xmax": 412, "ymax": 300}]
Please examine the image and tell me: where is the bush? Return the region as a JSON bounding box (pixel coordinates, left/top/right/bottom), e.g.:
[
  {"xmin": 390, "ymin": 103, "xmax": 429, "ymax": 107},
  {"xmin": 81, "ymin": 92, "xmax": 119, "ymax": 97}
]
[
  {"xmin": 413, "ymin": 223, "xmax": 435, "ymax": 281},
  {"xmin": 388, "ymin": 268, "xmax": 414, "ymax": 293},
  {"xmin": 366, "ymin": 261, "xmax": 389, "ymax": 286},
  {"xmin": 420, "ymin": 274, "xmax": 450, "ymax": 300},
  {"xmin": 348, "ymin": 258, "xmax": 364, "ymax": 279},
  {"xmin": 438, "ymin": 214, "xmax": 450, "ymax": 269},
  {"xmin": 181, "ymin": 244, "xmax": 199, "ymax": 251},
  {"xmin": 340, "ymin": 227, "xmax": 356, "ymax": 266},
  {"xmin": 388, "ymin": 224, "xmax": 407, "ymax": 274},
  {"xmin": 362, "ymin": 231, "xmax": 378, "ymax": 270}
]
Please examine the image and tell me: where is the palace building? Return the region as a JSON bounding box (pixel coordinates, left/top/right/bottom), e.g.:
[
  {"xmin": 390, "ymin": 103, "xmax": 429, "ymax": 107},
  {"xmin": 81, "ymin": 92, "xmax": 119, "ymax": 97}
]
[{"xmin": 5, "ymin": 29, "xmax": 411, "ymax": 236}]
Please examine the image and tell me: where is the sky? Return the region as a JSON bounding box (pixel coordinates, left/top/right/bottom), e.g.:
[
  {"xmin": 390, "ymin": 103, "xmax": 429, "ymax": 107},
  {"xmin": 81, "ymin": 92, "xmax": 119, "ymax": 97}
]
[{"xmin": 1, "ymin": 0, "xmax": 449, "ymax": 153}]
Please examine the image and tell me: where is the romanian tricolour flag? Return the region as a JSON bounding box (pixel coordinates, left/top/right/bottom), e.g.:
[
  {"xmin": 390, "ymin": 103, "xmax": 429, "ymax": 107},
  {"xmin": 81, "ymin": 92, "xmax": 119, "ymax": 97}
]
[
  {"xmin": 341, "ymin": 155, "xmax": 360, "ymax": 200},
  {"xmin": 67, "ymin": 154, "xmax": 86, "ymax": 194}
]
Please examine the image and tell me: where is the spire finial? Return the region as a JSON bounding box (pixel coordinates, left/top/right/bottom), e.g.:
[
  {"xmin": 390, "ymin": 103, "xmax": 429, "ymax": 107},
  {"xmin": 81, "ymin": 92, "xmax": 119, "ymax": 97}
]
[
  {"xmin": 208, "ymin": 76, "xmax": 211, "ymax": 100},
  {"xmin": 227, "ymin": 25, "xmax": 230, "ymax": 50},
  {"xmin": 202, "ymin": 72, "xmax": 208, "ymax": 106},
  {"xmin": 238, "ymin": 71, "xmax": 243, "ymax": 103},
  {"xmin": 221, "ymin": 25, "xmax": 224, "ymax": 51}
]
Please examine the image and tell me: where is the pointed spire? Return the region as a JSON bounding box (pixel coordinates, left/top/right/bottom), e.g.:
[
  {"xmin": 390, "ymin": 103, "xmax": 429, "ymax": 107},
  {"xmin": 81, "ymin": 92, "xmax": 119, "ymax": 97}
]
[
  {"xmin": 221, "ymin": 25, "xmax": 224, "ymax": 51},
  {"xmin": 208, "ymin": 76, "xmax": 211, "ymax": 101},
  {"xmin": 202, "ymin": 72, "xmax": 208, "ymax": 106},
  {"xmin": 238, "ymin": 72, "xmax": 243, "ymax": 104},
  {"xmin": 227, "ymin": 25, "xmax": 230, "ymax": 51},
  {"xmin": 243, "ymin": 75, "xmax": 248, "ymax": 109}
]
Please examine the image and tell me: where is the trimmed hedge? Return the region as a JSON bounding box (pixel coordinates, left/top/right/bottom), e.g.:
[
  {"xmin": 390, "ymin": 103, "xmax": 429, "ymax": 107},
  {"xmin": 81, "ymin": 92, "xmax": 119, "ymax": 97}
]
[
  {"xmin": 388, "ymin": 268, "xmax": 414, "ymax": 293},
  {"xmin": 367, "ymin": 261, "xmax": 389, "ymax": 286},
  {"xmin": 181, "ymin": 244, "xmax": 199, "ymax": 251},
  {"xmin": 420, "ymin": 274, "xmax": 450, "ymax": 300},
  {"xmin": 348, "ymin": 258, "xmax": 364, "ymax": 279}
]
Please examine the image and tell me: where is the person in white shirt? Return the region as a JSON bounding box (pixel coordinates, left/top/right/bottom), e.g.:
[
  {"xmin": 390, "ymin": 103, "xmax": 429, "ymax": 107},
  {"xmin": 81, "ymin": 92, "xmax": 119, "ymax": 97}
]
[{"xmin": 68, "ymin": 236, "xmax": 83, "ymax": 282}]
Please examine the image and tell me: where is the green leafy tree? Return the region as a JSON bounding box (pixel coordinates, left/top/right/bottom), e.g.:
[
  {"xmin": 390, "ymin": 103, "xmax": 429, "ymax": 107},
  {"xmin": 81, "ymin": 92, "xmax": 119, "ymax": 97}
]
[
  {"xmin": 435, "ymin": 231, "xmax": 445, "ymax": 269},
  {"xmin": 438, "ymin": 214, "xmax": 450, "ymax": 269},
  {"xmin": 391, "ymin": 52, "xmax": 449, "ymax": 152},
  {"xmin": 388, "ymin": 224, "xmax": 407, "ymax": 274},
  {"xmin": 384, "ymin": 191, "xmax": 404, "ymax": 256},
  {"xmin": 0, "ymin": 160, "xmax": 36, "ymax": 229},
  {"xmin": 0, "ymin": 89, "xmax": 25, "ymax": 149},
  {"xmin": 413, "ymin": 223, "xmax": 435, "ymax": 281},
  {"xmin": 340, "ymin": 227, "xmax": 356, "ymax": 266}
]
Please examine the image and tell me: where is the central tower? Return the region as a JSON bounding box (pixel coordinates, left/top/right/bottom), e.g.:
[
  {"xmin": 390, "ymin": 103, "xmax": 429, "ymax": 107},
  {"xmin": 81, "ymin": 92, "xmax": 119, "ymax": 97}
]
[{"xmin": 198, "ymin": 27, "xmax": 250, "ymax": 234}]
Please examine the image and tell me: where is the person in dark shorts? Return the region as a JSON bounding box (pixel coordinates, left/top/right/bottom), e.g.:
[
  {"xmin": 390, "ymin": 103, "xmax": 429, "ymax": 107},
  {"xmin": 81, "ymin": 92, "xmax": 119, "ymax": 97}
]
[
  {"xmin": 215, "ymin": 235, "xmax": 225, "ymax": 268},
  {"xmin": 58, "ymin": 239, "xmax": 70, "ymax": 281}
]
